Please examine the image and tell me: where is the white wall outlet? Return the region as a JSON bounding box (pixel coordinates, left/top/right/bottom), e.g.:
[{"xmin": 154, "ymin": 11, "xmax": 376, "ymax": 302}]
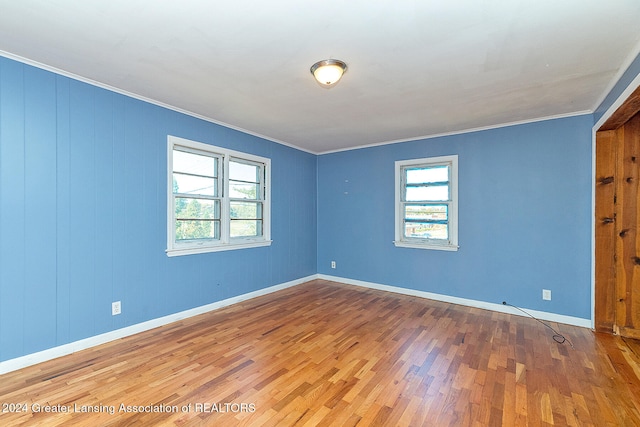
[
  {"xmin": 542, "ymin": 289, "xmax": 551, "ymax": 301},
  {"xmin": 112, "ymin": 301, "xmax": 122, "ymax": 315},
  {"xmin": 331, "ymin": 261, "xmax": 336, "ymax": 269}
]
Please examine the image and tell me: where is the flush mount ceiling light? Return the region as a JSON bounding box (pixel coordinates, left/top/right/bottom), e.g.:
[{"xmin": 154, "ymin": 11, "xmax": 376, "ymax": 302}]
[{"xmin": 310, "ymin": 59, "xmax": 348, "ymax": 88}]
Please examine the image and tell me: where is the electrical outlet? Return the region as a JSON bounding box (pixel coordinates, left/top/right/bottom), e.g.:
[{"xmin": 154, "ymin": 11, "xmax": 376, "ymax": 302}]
[
  {"xmin": 542, "ymin": 289, "xmax": 551, "ymax": 301},
  {"xmin": 331, "ymin": 261, "xmax": 336, "ymax": 269},
  {"xmin": 112, "ymin": 301, "xmax": 121, "ymax": 315}
]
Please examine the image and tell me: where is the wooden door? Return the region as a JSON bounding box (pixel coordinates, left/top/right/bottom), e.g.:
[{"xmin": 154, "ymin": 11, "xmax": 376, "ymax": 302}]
[
  {"xmin": 614, "ymin": 113, "xmax": 640, "ymax": 338},
  {"xmin": 595, "ymin": 129, "xmax": 618, "ymax": 332},
  {"xmin": 595, "ymin": 110, "xmax": 640, "ymax": 338}
]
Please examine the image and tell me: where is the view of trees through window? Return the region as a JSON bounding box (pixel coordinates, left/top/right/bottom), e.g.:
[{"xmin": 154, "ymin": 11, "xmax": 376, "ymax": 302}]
[
  {"xmin": 229, "ymin": 160, "xmax": 263, "ymax": 238},
  {"xmin": 173, "ymin": 179, "xmax": 220, "ymax": 241},
  {"xmin": 172, "ymin": 150, "xmax": 263, "ymax": 242},
  {"xmin": 173, "ymin": 149, "xmax": 220, "ymax": 242}
]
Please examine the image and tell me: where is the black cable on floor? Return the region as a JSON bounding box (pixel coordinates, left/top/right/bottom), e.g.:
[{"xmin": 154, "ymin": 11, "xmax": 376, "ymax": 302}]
[{"xmin": 502, "ymin": 301, "xmax": 575, "ymax": 349}]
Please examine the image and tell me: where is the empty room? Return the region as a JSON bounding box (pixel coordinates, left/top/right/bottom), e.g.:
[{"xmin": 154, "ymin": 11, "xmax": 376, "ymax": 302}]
[{"xmin": 1, "ymin": 1, "xmax": 640, "ymax": 426}]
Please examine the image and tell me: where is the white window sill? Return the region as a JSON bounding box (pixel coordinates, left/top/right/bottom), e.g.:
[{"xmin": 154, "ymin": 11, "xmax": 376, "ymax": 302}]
[
  {"xmin": 393, "ymin": 241, "xmax": 459, "ymax": 251},
  {"xmin": 166, "ymin": 240, "xmax": 272, "ymax": 257}
]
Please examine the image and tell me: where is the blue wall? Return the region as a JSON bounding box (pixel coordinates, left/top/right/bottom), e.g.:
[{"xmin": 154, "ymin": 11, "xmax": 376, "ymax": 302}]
[
  {"xmin": 0, "ymin": 56, "xmax": 317, "ymax": 362},
  {"xmin": 318, "ymin": 115, "xmax": 593, "ymax": 319}
]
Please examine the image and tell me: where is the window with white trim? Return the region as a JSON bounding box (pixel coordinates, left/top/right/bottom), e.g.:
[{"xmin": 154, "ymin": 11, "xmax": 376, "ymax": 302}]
[
  {"xmin": 394, "ymin": 155, "xmax": 458, "ymax": 251},
  {"xmin": 167, "ymin": 135, "xmax": 271, "ymax": 256}
]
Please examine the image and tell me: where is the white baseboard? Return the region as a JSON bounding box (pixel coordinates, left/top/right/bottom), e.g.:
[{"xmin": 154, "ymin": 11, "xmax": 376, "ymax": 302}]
[
  {"xmin": 0, "ymin": 275, "xmax": 317, "ymax": 375},
  {"xmin": 318, "ymin": 274, "xmax": 592, "ymax": 329}
]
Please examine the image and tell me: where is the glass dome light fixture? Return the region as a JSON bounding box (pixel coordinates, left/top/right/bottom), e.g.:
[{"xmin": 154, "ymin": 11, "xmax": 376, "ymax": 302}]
[{"xmin": 310, "ymin": 59, "xmax": 348, "ymax": 88}]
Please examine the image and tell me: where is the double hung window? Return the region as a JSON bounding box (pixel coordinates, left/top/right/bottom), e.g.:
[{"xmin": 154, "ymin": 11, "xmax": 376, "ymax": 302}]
[
  {"xmin": 394, "ymin": 155, "xmax": 458, "ymax": 251},
  {"xmin": 167, "ymin": 136, "xmax": 270, "ymax": 256}
]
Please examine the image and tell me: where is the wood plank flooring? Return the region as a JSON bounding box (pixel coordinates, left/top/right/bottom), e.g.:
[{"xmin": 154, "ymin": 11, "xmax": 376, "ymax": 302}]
[{"xmin": 1, "ymin": 279, "xmax": 640, "ymax": 426}]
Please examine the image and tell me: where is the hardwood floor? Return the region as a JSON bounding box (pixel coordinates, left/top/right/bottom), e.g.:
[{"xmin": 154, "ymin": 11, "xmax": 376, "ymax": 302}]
[{"xmin": 1, "ymin": 279, "xmax": 639, "ymax": 426}]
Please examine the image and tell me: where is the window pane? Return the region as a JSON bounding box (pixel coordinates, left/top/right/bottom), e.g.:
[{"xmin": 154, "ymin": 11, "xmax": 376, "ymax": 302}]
[
  {"xmin": 230, "ymin": 220, "xmax": 262, "ymax": 238},
  {"xmin": 404, "ymin": 222, "xmax": 448, "ymax": 240},
  {"xmin": 230, "ymin": 160, "xmax": 261, "ymax": 200},
  {"xmin": 406, "ymin": 165, "xmax": 448, "ymax": 184},
  {"xmin": 175, "ymin": 198, "xmax": 220, "ymax": 219},
  {"xmin": 230, "ymin": 201, "xmax": 262, "ymax": 220},
  {"xmin": 173, "ymin": 150, "xmax": 217, "ymax": 177},
  {"xmin": 230, "ymin": 201, "xmax": 262, "ymax": 238},
  {"xmin": 230, "ymin": 160, "xmax": 259, "ymax": 183},
  {"xmin": 173, "ymin": 173, "xmax": 217, "ymax": 197},
  {"xmin": 229, "ymin": 182, "xmax": 259, "ymax": 199},
  {"xmin": 175, "ymin": 198, "xmax": 220, "ymax": 241},
  {"xmin": 405, "ymin": 184, "xmax": 449, "ymax": 201},
  {"xmin": 405, "ymin": 204, "xmax": 448, "ymax": 221},
  {"xmin": 175, "ymin": 220, "xmax": 220, "ymax": 241}
]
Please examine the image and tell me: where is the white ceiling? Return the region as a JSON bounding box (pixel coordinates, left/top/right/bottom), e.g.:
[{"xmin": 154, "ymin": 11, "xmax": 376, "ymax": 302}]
[{"xmin": 1, "ymin": 1, "xmax": 639, "ymax": 153}]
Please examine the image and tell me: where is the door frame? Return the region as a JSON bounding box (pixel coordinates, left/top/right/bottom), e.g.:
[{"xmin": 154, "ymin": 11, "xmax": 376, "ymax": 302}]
[{"xmin": 592, "ymin": 73, "xmax": 640, "ymax": 331}]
